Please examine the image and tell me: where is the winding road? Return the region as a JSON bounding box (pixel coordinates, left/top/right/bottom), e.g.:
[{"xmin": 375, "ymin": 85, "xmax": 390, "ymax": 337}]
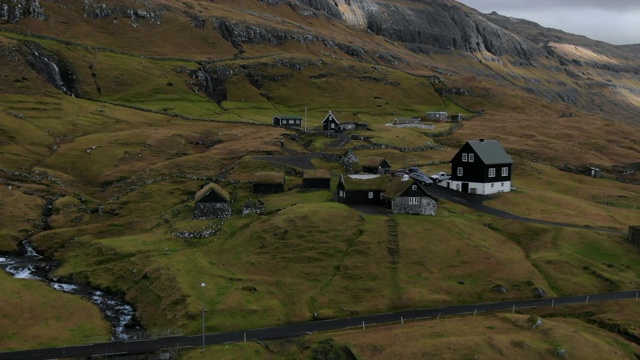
[{"xmin": 2, "ymin": 290, "xmax": 639, "ymax": 359}]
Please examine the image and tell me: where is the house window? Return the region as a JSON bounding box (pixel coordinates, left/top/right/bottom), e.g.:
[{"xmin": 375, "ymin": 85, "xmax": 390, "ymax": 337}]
[
  {"xmin": 501, "ymin": 182, "xmax": 504, "ymax": 187},
  {"xmin": 462, "ymin": 153, "xmax": 468, "ymax": 162},
  {"xmin": 331, "ymin": 123, "xmax": 335, "ymax": 129},
  {"xmin": 368, "ymin": 192, "xmax": 373, "ymax": 199},
  {"xmin": 339, "ymin": 190, "xmax": 344, "ymax": 197},
  {"xmin": 409, "ymin": 197, "xmax": 420, "ymax": 205},
  {"xmin": 457, "ymin": 167, "xmax": 463, "ymax": 176},
  {"xmin": 412, "ymin": 185, "xmax": 417, "ymax": 190},
  {"xmin": 488, "ymin": 168, "xmax": 496, "ymax": 177},
  {"xmin": 491, "ymin": 183, "xmax": 494, "ymax": 188},
  {"xmin": 296, "ymin": 120, "xmax": 301, "ymax": 124},
  {"xmin": 469, "ymin": 153, "xmax": 474, "ymax": 162},
  {"xmin": 502, "ymin": 167, "xmax": 509, "ymax": 176}
]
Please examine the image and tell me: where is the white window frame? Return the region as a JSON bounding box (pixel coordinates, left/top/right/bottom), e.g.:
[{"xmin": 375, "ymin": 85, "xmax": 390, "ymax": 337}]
[
  {"xmin": 412, "ymin": 185, "xmax": 417, "ymax": 190},
  {"xmin": 368, "ymin": 191, "xmax": 373, "ymax": 199},
  {"xmin": 502, "ymin": 167, "xmax": 509, "ymax": 176},
  {"xmin": 488, "ymin": 168, "xmax": 496, "ymax": 177},
  {"xmin": 462, "ymin": 153, "xmax": 468, "ymax": 162},
  {"xmin": 339, "ymin": 190, "xmax": 344, "ymax": 197},
  {"xmin": 469, "ymin": 153, "xmax": 474, "ymax": 162},
  {"xmin": 409, "ymin": 197, "xmax": 420, "ymax": 205},
  {"xmin": 457, "ymin": 167, "xmax": 463, "ymax": 176}
]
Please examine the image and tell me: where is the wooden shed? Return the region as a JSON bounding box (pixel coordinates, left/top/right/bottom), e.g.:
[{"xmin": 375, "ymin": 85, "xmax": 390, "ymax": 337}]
[
  {"xmin": 630, "ymin": 226, "xmax": 640, "ymax": 245},
  {"xmin": 362, "ymin": 157, "xmax": 392, "ymax": 174},
  {"xmin": 303, "ymin": 170, "xmax": 331, "ymax": 190},
  {"xmin": 253, "ymin": 172, "xmax": 286, "ymax": 194},
  {"xmin": 194, "ymin": 183, "xmax": 231, "ymax": 219}
]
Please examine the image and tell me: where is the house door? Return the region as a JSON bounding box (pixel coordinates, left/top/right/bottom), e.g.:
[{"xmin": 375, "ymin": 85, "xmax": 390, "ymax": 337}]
[{"xmin": 461, "ymin": 183, "xmax": 469, "ymax": 193}]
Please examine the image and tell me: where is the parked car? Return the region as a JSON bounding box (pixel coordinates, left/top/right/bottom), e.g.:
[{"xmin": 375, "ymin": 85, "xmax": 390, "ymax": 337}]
[
  {"xmin": 407, "ymin": 166, "xmax": 422, "ymax": 174},
  {"xmin": 409, "ymin": 172, "xmax": 433, "ymax": 185},
  {"xmin": 393, "ymin": 169, "xmax": 410, "ymax": 177},
  {"xmin": 429, "ymin": 171, "xmax": 449, "ymax": 183}
]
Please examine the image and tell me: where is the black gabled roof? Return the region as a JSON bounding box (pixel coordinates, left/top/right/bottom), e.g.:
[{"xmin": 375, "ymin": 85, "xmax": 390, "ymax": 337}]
[
  {"xmin": 274, "ymin": 115, "xmax": 302, "ymax": 120},
  {"xmin": 464, "ymin": 140, "xmax": 513, "ymax": 165}
]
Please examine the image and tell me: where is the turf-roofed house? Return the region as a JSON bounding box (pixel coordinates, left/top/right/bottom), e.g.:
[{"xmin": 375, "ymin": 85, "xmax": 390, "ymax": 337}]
[
  {"xmin": 253, "ymin": 172, "xmax": 286, "ymax": 195},
  {"xmin": 381, "ymin": 176, "xmax": 438, "ymax": 215},
  {"xmin": 444, "ymin": 139, "xmax": 513, "ymax": 195},
  {"xmin": 302, "ymin": 170, "xmax": 332, "ymax": 190},
  {"xmin": 362, "ymin": 157, "xmax": 392, "ymax": 175},
  {"xmin": 337, "ymin": 174, "xmax": 390, "ymax": 206},
  {"xmin": 194, "ymin": 183, "xmax": 232, "ymax": 220}
]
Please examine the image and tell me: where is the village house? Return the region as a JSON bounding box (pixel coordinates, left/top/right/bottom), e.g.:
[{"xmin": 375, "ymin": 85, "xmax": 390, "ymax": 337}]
[
  {"xmin": 302, "ymin": 169, "xmax": 332, "ymax": 190},
  {"xmin": 273, "ymin": 115, "xmax": 302, "ymax": 128},
  {"xmin": 426, "ymin": 111, "xmax": 448, "ymax": 121},
  {"xmin": 253, "ymin": 172, "xmax": 286, "ymax": 194},
  {"xmin": 442, "ymin": 139, "xmax": 513, "ymax": 195},
  {"xmin": 380, "ymin": 176, "xmax": 438, "ymax": 215},
  {"xmin": 194, "ymin": 183, "xmax": 232, "ymax": 220},
  {"xmin": 322, "ymin": 111, "xmax": 341, "ymax": 132},
  {"xmin": 394, "ymin": 118, "xmax": 421, "ymax": 125},
  {"xmin": 362, "ymin": 157, "xmax": 392, "ymax": 174},
  {"xmin": 337, "ymin": 174, "xmax": 390, "ymax": 205}
]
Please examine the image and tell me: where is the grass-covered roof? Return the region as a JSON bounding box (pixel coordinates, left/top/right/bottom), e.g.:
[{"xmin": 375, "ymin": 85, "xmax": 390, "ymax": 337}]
[
  {"xmin": 303, "ymin": 169, "xmax": 331, "ymax": 179},
  {"xmin": 195, "ymin": 182, "xmax": 230, "ymax": 202},
  {"xmin": 362, "ymin": 157, "xmax": 385, "ymax": 168},
  {"xmin": 253, "ymin": 172, "xmax": 285, "ymax": 184},
  {"xmin": 341, "ymin": 174, "xmax": 390, "ymax": 191}
]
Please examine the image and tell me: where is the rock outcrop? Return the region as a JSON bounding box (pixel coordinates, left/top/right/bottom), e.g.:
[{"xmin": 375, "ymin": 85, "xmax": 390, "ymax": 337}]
[{"xmin": 0, "ymin": 0, "xmax": 46, "ymax": 23}]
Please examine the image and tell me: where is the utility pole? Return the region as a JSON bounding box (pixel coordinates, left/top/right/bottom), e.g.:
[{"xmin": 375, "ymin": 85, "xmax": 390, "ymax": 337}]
[{"xmin": 201, "ymin": 282, "xmax": 206, "ymax": 350}]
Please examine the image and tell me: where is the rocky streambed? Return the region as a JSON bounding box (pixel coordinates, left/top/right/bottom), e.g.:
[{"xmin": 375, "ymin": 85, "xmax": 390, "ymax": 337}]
[{"xmin": 0, "ymin": 239, "xmax": 143, "ymax": 340}]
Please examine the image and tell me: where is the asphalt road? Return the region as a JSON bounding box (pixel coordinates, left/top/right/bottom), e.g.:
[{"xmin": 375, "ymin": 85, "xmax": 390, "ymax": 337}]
[{"xmin": 2, "ymin": 290, "xmax": 638, "ymax": 359}]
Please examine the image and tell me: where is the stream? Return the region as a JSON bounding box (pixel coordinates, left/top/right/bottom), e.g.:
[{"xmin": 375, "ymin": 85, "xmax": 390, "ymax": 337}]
[{"xmin": 0, "ymin": 198, "xmax": 143, "ymax": 341}]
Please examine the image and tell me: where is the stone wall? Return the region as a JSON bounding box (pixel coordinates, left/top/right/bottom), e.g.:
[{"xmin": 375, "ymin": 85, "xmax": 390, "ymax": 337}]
[
  {"xmin": 392, "ymin": 197, "xmax": 437, "ymax": 216},
  {"xmin": 194, "ymin": 202, "xmax": 231, "ymax": 220}
]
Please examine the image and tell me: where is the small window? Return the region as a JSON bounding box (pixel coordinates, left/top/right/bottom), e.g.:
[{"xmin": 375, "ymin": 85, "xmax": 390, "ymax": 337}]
[
  {"xmin": 462, "ymin": 153, "xmax": 468, "ymax": 162},
  {"xmin": 502, "ymin": 167, "xmax": 509, "ymax": 176},
  {"xmin": 339, "ymin": 190, "xmax": 344, "ymax": 197},
  {"xmin": 501, "ymin": 182, "xmax": 504, "ymax": 187},
  {"xmin": 412, "ymin": 185, "xmax": 417, "ymax": 190},
  {"xmin": 491, "ymin": 183, "xmax": 494, "ymax": 188},
  {"xmin": 331, "ymin": 123, "xmax": 335, "ymax": 129},
  {"xmin": 457, "ymin": 167, "xmax": 463, "ymax": 176},
  {"xmin": 489, "ymin": 168, "xmax": 496, "ymax": 177},
  {"xmin": 368, "ymin": 192, "xmax": 373, "ymax": 199},
  {"xmin": 469, "ymin": 153, "xmax": 474, "ymax": 162},
  {"xmin": 409, "ymin": 197, "xmax": 420, "ymax": 205}
]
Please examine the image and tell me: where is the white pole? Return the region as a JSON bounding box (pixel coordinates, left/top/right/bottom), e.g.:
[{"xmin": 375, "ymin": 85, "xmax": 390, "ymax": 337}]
[
  {"xmin": 401, "ymin": 316, "xmax": 404, "ymax": 325},
  {"xmin": 304, "ymin": 106, "xmax": 307, "ymax": 132},
  {"xmin": 201, "ymin": 282, "xmax": 206, "ymax": 350},
  {"xmin": 552, "ymin": 299, "xmax": 555, "ymax": 307},
  {"xmin": 437, "ymin": 313, "xmax": 441, "ymax": 320},
  {"xmin": 362, "ymin": 321, "xmax": 365, "ymax": 330},
  {"xmin": 244, "ymin": 333, "xmax": 246, "ymax": 343},
  {"xmin": 585, "ymin": 296, "xmax": 589, "ymax": 304},
  {"xmin": 512, "ymin": 305, "xmax": 515, "ymax": 314},
  {"xmin": 473, "ymin": 309, "xmax": 477, "ymax": 317},
  {"xmin": 636, "ymin": 292, "xmax": 638, "ymax": 300}
]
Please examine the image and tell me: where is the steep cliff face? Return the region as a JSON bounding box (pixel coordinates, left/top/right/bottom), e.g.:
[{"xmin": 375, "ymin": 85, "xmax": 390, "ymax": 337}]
[{"xmin": 0, "ymin": 0, "xmax": 46, "ymax": 23}]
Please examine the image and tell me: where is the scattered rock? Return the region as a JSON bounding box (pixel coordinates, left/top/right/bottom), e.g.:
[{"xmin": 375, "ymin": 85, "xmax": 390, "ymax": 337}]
[{"xmin": 492, "ymin": 284, "xmax": 508, "ymax": 293}]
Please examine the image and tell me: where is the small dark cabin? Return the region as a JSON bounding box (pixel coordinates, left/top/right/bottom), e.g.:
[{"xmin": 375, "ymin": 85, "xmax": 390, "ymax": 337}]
[
  {"xmin": 273, "ymin": 115, "xmax": 302, "ymax": 128},
  {"xmin": 303, "ymin": 169, "xmax": 332, "ymax": 190},
  {"xmin": 322, "ymin": 111, "xmax": 341, "ymax": 132},
  {"xmin": 253, "ymin": 172, "xmax": 286, "ymax": 194},
  {"xmin": 194, "ymin": 183, "xmax": 232, "ymax": 220},
  {"xmin": 362, "ymin": 157, "xmax": 392, "ymax": 174},
  {"xmin": 336, "ymin": 174, "xmax": 390, "ymax": 206}
]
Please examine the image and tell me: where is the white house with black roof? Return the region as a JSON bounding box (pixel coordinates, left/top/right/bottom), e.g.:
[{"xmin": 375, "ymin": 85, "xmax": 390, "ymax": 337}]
[{"xmin": 442, "ymin": 139, "xmax": 513, "ymax": 195}]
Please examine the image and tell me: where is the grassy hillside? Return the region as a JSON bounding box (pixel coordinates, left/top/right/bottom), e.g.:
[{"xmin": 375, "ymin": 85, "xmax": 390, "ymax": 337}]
[{"xmin": 0, "ymin": 0, "xmax": 638, "ymax": 353}]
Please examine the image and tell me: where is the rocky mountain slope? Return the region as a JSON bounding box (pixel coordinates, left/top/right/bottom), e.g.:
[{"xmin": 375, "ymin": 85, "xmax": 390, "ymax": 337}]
[{"xmin": 1, "ymin": 0, "xmax": 638, "ymax": 119}]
